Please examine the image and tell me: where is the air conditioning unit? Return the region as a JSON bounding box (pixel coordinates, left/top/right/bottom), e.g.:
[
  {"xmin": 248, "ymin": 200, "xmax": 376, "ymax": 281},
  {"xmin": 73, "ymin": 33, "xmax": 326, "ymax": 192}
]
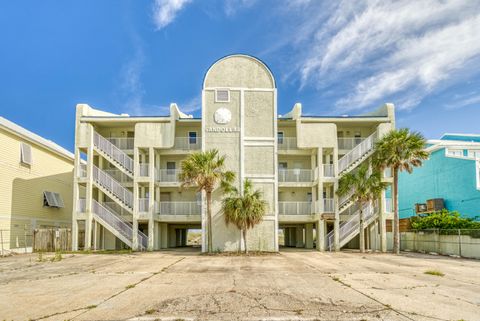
[
  {"xmin": 415, "ymin": 203, "xmax": 427, "ymax": 213},
  {"xmin": 427, "ymin": 198, "xmax": 444, "ymax": 212}
]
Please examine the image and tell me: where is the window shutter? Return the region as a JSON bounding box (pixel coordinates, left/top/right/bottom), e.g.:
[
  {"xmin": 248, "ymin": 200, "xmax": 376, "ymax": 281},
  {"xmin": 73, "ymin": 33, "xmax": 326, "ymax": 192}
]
[
  {"xmin": 20, "ymin": 143, "xmax": 32, "ymax": 165},
  {"xmin": 44, "ymin": 192, "xmax": 56, "ymax": 207},
  {"xmin": 215, "ymin": 89, "xmax": 229, "ymax": 102},
  {"xmin": 53, "ymin": 192, "xmax": 65, "ymax": 208}
]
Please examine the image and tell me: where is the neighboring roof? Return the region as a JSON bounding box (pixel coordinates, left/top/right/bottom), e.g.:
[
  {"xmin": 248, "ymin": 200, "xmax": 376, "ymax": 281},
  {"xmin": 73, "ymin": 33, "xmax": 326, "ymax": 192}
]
[
  {"xmin": 0, "ymin": 116, "xmax": 74, "ymax": 162},
  {"xmin": 440, "ymin": 133, "xmax": 480, "ymax": 143},
  {"xmin": 426, "ymin": 138, "xmax": 480, "ymax": 153}
]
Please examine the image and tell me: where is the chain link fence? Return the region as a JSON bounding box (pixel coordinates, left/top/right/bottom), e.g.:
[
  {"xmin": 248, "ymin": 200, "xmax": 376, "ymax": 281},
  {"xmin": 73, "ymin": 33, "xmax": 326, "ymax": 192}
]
[
  {"xmin": 0, "ymin": 227, "xmax": 34, "ymax": 256},
  {"xmin": 400, "ymin": 229, "xmax": 480, "ymax": 259}
]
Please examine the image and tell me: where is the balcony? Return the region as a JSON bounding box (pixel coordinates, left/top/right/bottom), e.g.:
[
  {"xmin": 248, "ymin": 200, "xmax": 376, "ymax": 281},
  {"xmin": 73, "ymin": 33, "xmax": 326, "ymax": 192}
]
[
  {"xmin": 156, "ymin": 169, "xmax": 180, "ymax": 183},
  {"xmin": 156, "ymin": 202, "xmax": 201, "ymax": 215},
  {"xmin": 138, "ymin": 164, "xmax": 149, "ymax": 177},
  {"xmin": 278, "ymin": 202, "xmax": 313, "ymax": 215},
  {"xmin": 337, "ymin": 137, "xmax": 366, "ymax": 150},
  {"xmin": 278, "ymin": 169, "xmax": 313, "ymax": 183},
  {"xmin": 138, "ymin": 198, "xmax": 150, "ymax": 213},
  {"xmin": 385, "ymin": 198, "xmax": 393, "ymax": 213},
  {"xmin": 174, "ymin": 137, "xmax": 201, "ymax": 150},
  {"xmin": 323, "ymin": 164, "xmax": 335, "ymax": 177},
  {"xmin": 322, "ymin": 198, "xmax": 335, "ymax": 212},
  {"xmin": 78, "ymin": 164, "xmax": 87, "ymax": 179},
  {"xmin": 77, "ymin": 198, "xmax": 86, "ymax": 213},
  {"xmin": 277, "ymin": 137, "xmax": 297, "ymax": 150},
  {"xmin": 107, "ymin": 137, "xmax": 135, "ymax": 150}
]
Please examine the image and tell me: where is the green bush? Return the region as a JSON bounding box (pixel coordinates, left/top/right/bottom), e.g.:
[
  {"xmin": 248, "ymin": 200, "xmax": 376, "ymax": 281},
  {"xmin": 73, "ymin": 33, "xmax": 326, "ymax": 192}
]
[{"xmin": 410, "ymin": 209, "xmax": 480, "ymax": 230}]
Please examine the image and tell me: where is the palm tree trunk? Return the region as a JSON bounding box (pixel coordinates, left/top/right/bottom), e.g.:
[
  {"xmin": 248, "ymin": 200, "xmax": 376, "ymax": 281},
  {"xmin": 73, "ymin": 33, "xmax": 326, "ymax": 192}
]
[
  {"xmin": 206, "ymin": 191, "xmax": 213, "ymax": 253},
  {"xmin": 243, "ymin": 229, "xmax": 248, "ymax": 254},
  {"xmin": 393, "ymin": 167, "xmax": 400, "ymax": 255},
  {"xmin": 359, "ymin": 204, "xmax": 365, "ymax": 253}
]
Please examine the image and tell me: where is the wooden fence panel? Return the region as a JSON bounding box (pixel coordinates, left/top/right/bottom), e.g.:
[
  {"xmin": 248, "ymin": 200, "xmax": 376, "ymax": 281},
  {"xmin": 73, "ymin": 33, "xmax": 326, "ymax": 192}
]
[{"xmin": 33, "ymin": 228, "xmax": 72, "ymax": 252}]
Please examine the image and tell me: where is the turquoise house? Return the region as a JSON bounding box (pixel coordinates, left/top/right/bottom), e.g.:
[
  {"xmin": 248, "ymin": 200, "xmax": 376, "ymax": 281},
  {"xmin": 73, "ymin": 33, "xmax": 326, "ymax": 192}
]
[{"xmin": 398, "ymin": 134, "xmax": 480, "ymax": 219}]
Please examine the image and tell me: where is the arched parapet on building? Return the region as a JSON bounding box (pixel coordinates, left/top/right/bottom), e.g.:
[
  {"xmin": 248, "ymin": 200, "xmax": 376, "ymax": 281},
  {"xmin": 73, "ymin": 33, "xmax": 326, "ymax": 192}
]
[{"xmin": 203, "ymin": 54, "xmax": 276, "ymax": 89}]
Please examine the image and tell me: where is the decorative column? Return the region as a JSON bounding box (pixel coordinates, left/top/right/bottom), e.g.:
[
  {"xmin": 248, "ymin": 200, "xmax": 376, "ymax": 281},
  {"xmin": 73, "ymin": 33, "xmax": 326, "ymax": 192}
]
[
  {"xmin": 132, "ymin": 147, "xmax": 139, "ymax": 250},
  {"xmin": 148, "ymin": 147, "xmax": 155, "ymax": 251},
  {"xmin": 84, "ymin": 125, "xmax": 94, "ymax": 250}
]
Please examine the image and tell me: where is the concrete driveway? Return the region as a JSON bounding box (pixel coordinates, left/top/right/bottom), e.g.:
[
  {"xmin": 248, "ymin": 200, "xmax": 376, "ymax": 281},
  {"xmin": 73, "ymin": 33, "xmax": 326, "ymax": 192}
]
[{"xmin": 0, "ymin": 249, "xmax": 479, "ymax": 320}]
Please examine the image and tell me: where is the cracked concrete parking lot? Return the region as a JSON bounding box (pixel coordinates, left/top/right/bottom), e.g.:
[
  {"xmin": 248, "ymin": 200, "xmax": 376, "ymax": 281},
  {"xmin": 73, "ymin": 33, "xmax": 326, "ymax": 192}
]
[{"xmin": 0, "ymin": 249, "xmax": 479, "ymax": 321}]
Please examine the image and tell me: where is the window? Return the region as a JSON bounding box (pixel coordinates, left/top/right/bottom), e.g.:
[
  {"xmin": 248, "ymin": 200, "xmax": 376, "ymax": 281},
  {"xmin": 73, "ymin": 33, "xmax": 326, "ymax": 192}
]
[
  {"xmin": 278, "ymin": 162, "xmax": 288, "ymax": 170},
  {"xmin": 354, "ymin": 131, "xmax": 362, "ymax": 144},
  {"xmin": 446, "ymin": 149, "xmax": 463, "ymax": 157},
  {"xmin": 188, "ymin": 131, "xmax": 197, "ymax": 144},
  {"xmin": 20, "ymin": 143, "xmax": 32, "ymax": 165},
  {"xmin": 468, "ymin": 149, "xmax": 480, "ymax": 159},
  {"xmin": 215, "ymin": 89, "xmax": 230, "ymax": 102},
  {"xmin": 43, "ymin": 192, "xmax": 64, "ymax": 208},
  {"xmin": 277, "ymin": 132, "xmax": 284, "ymax": 145}
]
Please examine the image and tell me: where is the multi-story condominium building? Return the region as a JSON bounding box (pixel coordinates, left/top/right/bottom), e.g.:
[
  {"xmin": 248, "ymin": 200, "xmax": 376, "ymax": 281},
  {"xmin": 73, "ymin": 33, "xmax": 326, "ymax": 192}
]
[
  {"xmin": 0, "ymin": 117, "xmax": 74, "ymax": 253},
  {"xmin": 72, "ymin": 54, "xmax": 395, "ymax": 252},
  {"xmin": 399, "ymin": 133, "xmax": 480, "ymax": 218}
]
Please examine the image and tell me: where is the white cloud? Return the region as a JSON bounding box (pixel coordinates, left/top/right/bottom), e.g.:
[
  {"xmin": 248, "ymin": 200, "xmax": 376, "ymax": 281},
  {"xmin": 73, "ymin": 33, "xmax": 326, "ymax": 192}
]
[
  {"xmin": 444, "ymin": 92, "xmax": 480, "ymax": 110},
  {"xmin": 268, "ymin": 0, "xmax": 480, "ymax": 112},
  {"xmin": 152, "ymin": 0, "xmax": 192, "ymax": 30},
  {"xmin": 224, "ymin": 0, "xmax": 258, "ymax": 17}
]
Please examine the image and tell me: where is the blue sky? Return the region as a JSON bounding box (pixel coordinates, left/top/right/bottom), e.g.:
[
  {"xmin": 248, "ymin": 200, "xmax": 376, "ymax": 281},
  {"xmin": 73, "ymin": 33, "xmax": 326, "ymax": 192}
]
[{"xmin": 1, "ymin": 0, "xmax": 480, "ymax": 152}]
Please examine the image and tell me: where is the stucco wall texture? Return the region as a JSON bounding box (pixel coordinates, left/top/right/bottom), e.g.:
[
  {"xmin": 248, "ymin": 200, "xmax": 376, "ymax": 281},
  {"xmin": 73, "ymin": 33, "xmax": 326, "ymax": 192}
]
[{"xmin": 398, "ymin": 149, "xmax": 480, "ymax": 218}]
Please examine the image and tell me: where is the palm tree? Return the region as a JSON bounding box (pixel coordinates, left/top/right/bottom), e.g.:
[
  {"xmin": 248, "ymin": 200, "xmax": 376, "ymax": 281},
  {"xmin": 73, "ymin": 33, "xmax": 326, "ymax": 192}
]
[
  {"xmin": 222, "ymin": 179, "xmax": 267, "ymax": 254},
  {"xmin": 337, "ymin": 164, "xmax": 387, "ymax": 253},
  {"xmin": 179, "ymin": 149, "xmax": 235, "ymax": 253},
  {"xmin": 373, "ymin": 128, "xmax": 429, "ymax": 254}
]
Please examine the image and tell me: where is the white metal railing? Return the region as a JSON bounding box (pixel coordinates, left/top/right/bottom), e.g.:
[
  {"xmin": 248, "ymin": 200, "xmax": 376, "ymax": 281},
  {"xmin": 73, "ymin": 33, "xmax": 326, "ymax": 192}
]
[
  {"xmin": 157, "ymin": 202, "xmax": 201, "ymax": 215},
  {"xmin": 93, "ymin": 132, "xmax": 134, "ymax": 174},
  {"xmin": 323, "ymin": 164, "xmax": 335, "ymax": 177},
  {"xmin": 339, "ymin": 189, "xmax": 355, "ymax": 209},
  {"xmin": 323, "ymin": 198, "xmax": 335, "ymax": 212},
  {"xmin": 338, "ymin": 131, "xmax": 377, "ymax": 174},
  {"xmin": 156, "ymin": 169, "xmax": 180, "ymax": 183},
  {"xmin": 278, "ymin": 137, "xmax": 297, "ymax": 150},
  {"xmin": 77, "ymin": 199, "xmax": 86, "ymax": 212},
  {"xmin": 338, "ymin": 137, "xmax": 366, "ymax": 150},
  {"xmin": 340, "ymin": 202, "xmax": 359, "ymax": 216},
  {"xmin": 103, "ymin": 169, "xmax": 132, "ymax": 183},
  {"xmin": 106, "ymin": 137, "xmax": 134, "ymax": 150},
  {"xmin": 92, "ymin": 200, "xmax": 147, "ymax": 249},
  {"xmin": 327, "ymin": 202, "xmax": 377, "ymax": 251},
  {"xmin": 138, "ymin": 198, "xmax": 150, "ymax": 213},
  {"xmin": 104, "ymin": 201, "xmax": 131, "ymax": 217},
  {"xmin": 278, "ymin": 169, "xmax": 313, "ymax": 182},
  {"xmin": 78, "ymin": 164, "xmax": 87, "ymax": 178},
  {"xmin": 93, "ymin": 165, "xmax": 133, "ymax": 209},
  {"xmin": 139, "ymin": 164, "xmax": 149, "ymax": 177},
  {"xmin": 174, "ymin": 137, "xmax": 201, "ymax": 150},
  {"xmin": 278, "ymin": 202, "xmax": 313, "ymax": 215},
  {"xmin": 385, "ymin": 198, "xmax": 393, "ymax": 213}
]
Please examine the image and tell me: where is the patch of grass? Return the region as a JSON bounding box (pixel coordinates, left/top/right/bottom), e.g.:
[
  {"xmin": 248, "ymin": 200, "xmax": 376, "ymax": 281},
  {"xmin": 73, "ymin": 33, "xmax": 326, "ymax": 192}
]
[
  {"xmin": 332, "ymin": 277, "xmax": 340, "ymax": 282},
  {"xmin": 37, "ymin": 252, "xmax": 46, "ymax": 262},
  {"xmin": 125, "ymin": 284, "xmax": 136, "ymax": 289},
  {"xmin": 424, "ymin": 270, "xmax": 445, "ymax": 277},
  {"xmin": 50, "ymin": 251, "xmax": 62, "ymax": 262},
  {"xmin": 86, "ymin": 305, "xmax": 97, "ymax": 309},
  {"xmin": 145, "ymin": 309, "xmax": 156, "ymax": 315}
]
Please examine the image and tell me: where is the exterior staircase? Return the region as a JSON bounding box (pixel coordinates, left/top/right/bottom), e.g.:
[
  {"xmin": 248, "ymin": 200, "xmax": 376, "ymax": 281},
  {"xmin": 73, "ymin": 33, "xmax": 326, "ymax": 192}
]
[
  {"xmin": 327, "ymin": 202, "xmax": 378, "ymax": 251},
  {"xmin": 92, "ymin": 165, "xmax": 133, "ymax": 212},
  {"xmin": 93, "ymin": 132, "xmax": 134, "ymax": 177},
  {"xmin": 338, "ymin": 130, "xmax": 377, "ymax": 175},
  {"xmin": 92, "ymin": 200, "xmax": 147, "ymax": 249}
]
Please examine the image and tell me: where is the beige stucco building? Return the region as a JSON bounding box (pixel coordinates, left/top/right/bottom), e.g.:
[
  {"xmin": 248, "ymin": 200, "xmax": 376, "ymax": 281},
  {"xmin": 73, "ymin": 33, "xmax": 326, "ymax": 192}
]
[
  {"xmin": 0, "ymin": 117, "xmax": 74, "ymax": 253},
  {"xmin": 72, "ymin": 54, "xmax": 395, "ymax": 252}
]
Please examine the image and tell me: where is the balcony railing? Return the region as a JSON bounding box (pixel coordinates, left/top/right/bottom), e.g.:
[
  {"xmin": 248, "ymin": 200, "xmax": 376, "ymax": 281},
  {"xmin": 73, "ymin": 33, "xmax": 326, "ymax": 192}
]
[
  {"xmin": 278, "ymin": 137, "xmax": 297, "ymax": 150},
  {"xmin": 77, "ymin": 198, "xmax": 86, "ymax": 213},
  {"xmin": 385, "ymin": 198, "xmax": 393, "ymax": 213},
  {"xmin": 323, "ymin": 164, "xmax": 335, "ymax": 177},
  {"xmin": 156, "ymin": 169, "xmax": 180, "ymax": 183},
  {"xmin": 78, "ymin": 164, "xmax": 87, "ymax": 178},
  {"xmin": 107, "ymin": 137, "xmax": 135, "ymax": 150},
  {"xmin": 138, "ymin": 198, "xmax": 150, "ymax": 213},
  {"xmin": 323, "ymin": 198, "xmax": 335, "ymax": 212},
  {"xmin": 174, "ymin": 137, "xmax": 201, "ymax": 150},
  {"xmin": 138, "ymin": 164, "xmax": 149, "ymax": 177},
  {"xmin": 157, "ymin": 202, "xmax": 201, "ymax": 215},
  {"xmin": 278, "ymin": 169, "xmax": 313, "ymax": 182},
  {"xmin": 338, "ymin": 137, "xmax": 366, "ymax": 150},
  {"xmin": 278, "ymin": 202, "xmax": 313, "ymax": 215}
]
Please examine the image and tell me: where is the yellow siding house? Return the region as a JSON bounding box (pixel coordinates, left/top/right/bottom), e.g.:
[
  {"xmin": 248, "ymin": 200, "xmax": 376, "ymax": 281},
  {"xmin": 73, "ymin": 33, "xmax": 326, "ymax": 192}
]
[{"xmin": 0, "ymin": 116, "xmax": 74, "ymax": 254}]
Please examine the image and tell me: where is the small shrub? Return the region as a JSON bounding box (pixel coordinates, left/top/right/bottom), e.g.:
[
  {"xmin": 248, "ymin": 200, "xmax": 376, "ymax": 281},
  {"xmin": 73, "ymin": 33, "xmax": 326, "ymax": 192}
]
[
  {"xmin": 411, "ymin": 210, "xmax": 480, "ymax": 230},
  {"xmin": 37, "ymin": 252, "xmax": 45, "ymax": 262},
  {"xmin": 424, "ymin": 270, "xmax": 444, "ymax": 277}
]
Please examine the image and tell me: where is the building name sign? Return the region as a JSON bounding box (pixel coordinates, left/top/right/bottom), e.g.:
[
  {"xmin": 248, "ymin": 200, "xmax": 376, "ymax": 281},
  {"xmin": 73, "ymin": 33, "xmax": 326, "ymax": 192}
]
[{"xmin": 205, "ymin": 127, "xmax": 240, "ymax": 133}]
